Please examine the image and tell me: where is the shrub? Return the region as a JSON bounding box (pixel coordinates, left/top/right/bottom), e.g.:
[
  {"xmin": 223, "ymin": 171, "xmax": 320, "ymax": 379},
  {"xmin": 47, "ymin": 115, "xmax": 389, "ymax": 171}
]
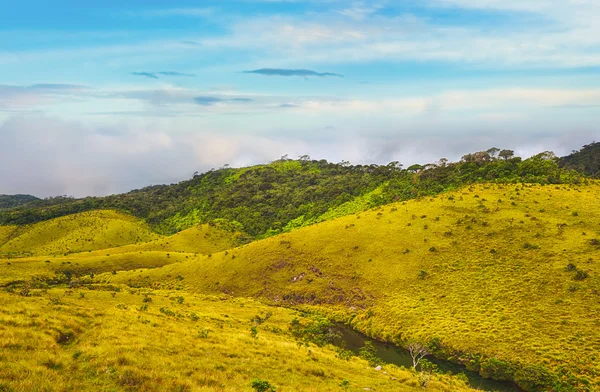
[
  {"xmin": 480, "ymin": 357, "xmax": 515, "ymax": 381},
  {"xmin": 359, "ymin": 341, "xmax": 382, "ymax": 367},
  {"xmin": 514, "ymin": 364, "xmax": 556, "ymax": 391},
  {"xmin": 574, "ymin": 270, "xmax": 589, "ymax": 281},
  {"xmin": 56, "ymin": 331, "xmax": 75, "ymax": 345},
  {"xmin": 251, "ymin": 379, "xmax": 276, "ymax": 392}
]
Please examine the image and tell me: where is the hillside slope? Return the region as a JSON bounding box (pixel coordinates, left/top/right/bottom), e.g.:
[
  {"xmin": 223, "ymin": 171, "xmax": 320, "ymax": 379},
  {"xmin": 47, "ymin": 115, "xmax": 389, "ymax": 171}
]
[
  {"xmin": 0, "ymin": 194, "xmax": 39, "ymax": 209},
  {"xmin": 108, "ymin": 183, "xmax": 600, "ymax": 391},
  {"xmin": 0, "ymin": 147, "xmax": 584, "ymax": 238},
  {"xmin": 0, "ymin": 287, "xmax": 480, "ymax": 392},
  {"xmin": 100, "ymin": 223, "xmax": 241, "ymax": 256},
  {"xmin": 0, "ymin": 210, "xmax": 159, "ymax": 256}
]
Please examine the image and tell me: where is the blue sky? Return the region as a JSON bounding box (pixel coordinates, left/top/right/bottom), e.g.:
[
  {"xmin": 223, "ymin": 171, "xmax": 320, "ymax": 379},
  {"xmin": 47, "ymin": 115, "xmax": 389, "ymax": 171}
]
[{"xmin": 1, "ymin": 0, "xmax": 600, "ymax": 196}]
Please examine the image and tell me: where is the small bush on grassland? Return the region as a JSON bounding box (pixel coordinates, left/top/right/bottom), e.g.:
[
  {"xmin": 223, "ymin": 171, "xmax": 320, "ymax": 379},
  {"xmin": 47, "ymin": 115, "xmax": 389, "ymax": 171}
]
[
  {"xmin": 574, "ymin": 270, "xmax": 589, "ymax": 281},
  {"xmin": 251, "ymin": 379, "xmax": 276, "ymax": 392}
]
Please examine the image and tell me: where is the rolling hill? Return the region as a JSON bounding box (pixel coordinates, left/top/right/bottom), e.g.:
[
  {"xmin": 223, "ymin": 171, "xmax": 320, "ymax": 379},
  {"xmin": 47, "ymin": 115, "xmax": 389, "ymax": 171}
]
[
  {"xmin": 2, "ymin": 148, "xmax": 600, "ymax": 391},
  {"xmin": 100, "ymin": 182, "xmax": 600, "ymax": 391},
  {"xmin": 0, "ymin": 194, "xmax": 39, "ymax": 209},
  {"xmin": 0, "ymin": 210, "xmax": 159, "ymax": 257},
  {"xmin": 0, "ymin": 147, "xmax": 585, "ymax": 239}
]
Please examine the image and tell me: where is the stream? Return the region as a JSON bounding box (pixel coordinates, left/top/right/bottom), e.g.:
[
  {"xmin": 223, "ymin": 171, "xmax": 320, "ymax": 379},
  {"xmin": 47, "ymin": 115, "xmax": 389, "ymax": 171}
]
[{"xmin": 333, "ymin": 325, "xmax": 521, "ymax": 392}]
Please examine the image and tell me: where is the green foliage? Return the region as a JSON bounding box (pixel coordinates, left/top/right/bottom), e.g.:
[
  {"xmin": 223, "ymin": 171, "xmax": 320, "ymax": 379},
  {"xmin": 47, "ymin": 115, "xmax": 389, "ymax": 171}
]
[
  {"xmin": 359, "ymin": 341, "xmax": 383, "ymax": 367},
  {"xmin": 289, "ymin": 316, "xmax": 340, "ymax": 347},
  {"xmin": 251, "ymin": 379, "xmax": 276, "ymax": 392},
  {"xmin": 0, "ymin": 194, "xmax": 39, "ymax": 210},
  {"xmin": 559, "ymin": 142, "xmax": 600, "ymax": 177},
  {"xmin": 339, "ymin": 379, "xmax": 350, "ymax": 391},
  {"xmin": 0, "ymin": 146, "xmax": 588, "ymax": 239}
]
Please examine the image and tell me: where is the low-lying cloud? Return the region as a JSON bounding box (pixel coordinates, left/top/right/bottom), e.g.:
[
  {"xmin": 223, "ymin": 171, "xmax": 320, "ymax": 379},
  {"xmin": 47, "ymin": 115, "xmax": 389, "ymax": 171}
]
[{"xmin": 0, "ymin": 113, "xmax": 596, "ymax": 198}]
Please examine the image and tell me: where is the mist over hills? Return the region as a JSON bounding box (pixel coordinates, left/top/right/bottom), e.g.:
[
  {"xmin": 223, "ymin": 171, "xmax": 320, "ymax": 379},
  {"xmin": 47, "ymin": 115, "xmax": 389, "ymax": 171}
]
[{"xmin": 1, "ymin": 143, "xmax": 598, "ymax": 239}]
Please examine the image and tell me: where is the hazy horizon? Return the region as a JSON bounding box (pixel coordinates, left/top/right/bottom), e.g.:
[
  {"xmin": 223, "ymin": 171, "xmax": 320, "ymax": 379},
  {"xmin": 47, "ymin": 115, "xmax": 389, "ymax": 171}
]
[{"xmin": 1, "ymin": 0, "xmax": 599, "ymax": 197}]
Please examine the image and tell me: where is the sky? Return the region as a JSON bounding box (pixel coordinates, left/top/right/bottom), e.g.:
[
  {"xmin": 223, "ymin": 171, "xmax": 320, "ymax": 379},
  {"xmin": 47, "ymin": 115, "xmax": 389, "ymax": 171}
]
[{"xmin": 1, "ymin": 0, "xmax": 599, "ymax": 197}]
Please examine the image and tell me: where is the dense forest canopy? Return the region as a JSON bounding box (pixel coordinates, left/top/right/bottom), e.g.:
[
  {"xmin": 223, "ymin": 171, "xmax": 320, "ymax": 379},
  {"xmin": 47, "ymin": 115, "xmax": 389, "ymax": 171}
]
[
  {"xmin": 559, "ymin": 141, "xmax": 600, "ymax": 177},
  {"xmin": 0, "ymin": 146, "xmax": 592, "ymax": 238},
  {"xmin": 0, "ymin": 194, "xmax": 40, "ymax": 209}
]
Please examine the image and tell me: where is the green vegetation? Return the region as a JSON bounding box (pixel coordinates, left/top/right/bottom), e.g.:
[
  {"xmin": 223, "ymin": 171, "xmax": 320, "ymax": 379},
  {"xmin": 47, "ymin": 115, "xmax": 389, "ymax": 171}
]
[
  {"xmin": 559, "ymin": 142, "xmax": 600, "ymax": 177},
  {"xmin": 0, "ymin": 147, "xmax": 585, "ymax": 239},
  {"xmin": 0, "ymin": 210, "xmax": 159, "ymax": 257},
  {"xmin": 0, "ymin": 194, "xmax": 39, "ymax": 209}
]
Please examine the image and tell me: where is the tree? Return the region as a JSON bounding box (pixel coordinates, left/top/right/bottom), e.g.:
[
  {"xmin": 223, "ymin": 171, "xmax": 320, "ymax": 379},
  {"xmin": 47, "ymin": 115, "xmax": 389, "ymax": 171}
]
[
  {"xmin": 407, "ymin": 164, "xmax": 424, "ymax": 173},
  {"xmin": 499, "ymin": 149, "xmax": 515, "ymax": 161},
  {"xmin": 487, "ymin": 147, "xmax": 501, "ymax": 159},
  {"xmin": 407, "ymin": 342, "xmax": 429, "ymax": 370}
]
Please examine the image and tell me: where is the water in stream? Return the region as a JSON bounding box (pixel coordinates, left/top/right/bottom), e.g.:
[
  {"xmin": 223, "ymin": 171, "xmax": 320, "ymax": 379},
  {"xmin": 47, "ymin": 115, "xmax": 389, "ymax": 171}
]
[{"xmin": 333, "ymin": 325, "xmax": 521, "ymax": 392}]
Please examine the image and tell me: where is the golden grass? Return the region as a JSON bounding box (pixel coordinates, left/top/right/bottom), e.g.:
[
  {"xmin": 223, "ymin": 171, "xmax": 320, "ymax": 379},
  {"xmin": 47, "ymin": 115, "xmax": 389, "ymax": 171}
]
[
  {"xmin": 99, "ymin": 224, "xmax": 240, "ymax": 256},
  {"xmin": 102, "ymin": 183, "xmax": 600, "ymax": 390},
  {"xmin": 0, "ymin": 225, "xmax": 17, "ymax": 244},
  {"xmin": 0, "ymin": 288, "xmax": 473, "ymax": 391},
  {"xmin": 0, "ymin": 210, "xmax": 159, "ymax": 256}
]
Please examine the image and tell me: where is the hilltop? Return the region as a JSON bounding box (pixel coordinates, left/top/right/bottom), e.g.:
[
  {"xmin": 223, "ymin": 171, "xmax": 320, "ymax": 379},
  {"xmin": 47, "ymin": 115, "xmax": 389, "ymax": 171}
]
[
  {"xmin": 0, "ymin": 147, "xmax": 586, "ymax": 239},
  {"xmin": 0, "ymin": 194, "xmax": 39, "ymax": 209}
]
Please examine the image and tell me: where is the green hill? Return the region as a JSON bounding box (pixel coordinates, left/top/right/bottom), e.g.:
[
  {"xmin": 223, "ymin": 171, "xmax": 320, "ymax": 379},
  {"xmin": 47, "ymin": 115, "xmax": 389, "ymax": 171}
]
[
  {"xmin": 560, "ymin": 142, "xmax": 600, "ymax": 178},
  {"xmin": 105, "ymin": 182, "xmax": 600, "ymax": 391},
  {"xmin": 0, "ymin": 210, "xmax": 159, "ymax": 257},
  {"xmin": 0, "ymin": 194, "xmax": 39, "ymax": 209},
  {"xmin": 0, "ymin": 148, "xmax": 585, "ymax": 239}
]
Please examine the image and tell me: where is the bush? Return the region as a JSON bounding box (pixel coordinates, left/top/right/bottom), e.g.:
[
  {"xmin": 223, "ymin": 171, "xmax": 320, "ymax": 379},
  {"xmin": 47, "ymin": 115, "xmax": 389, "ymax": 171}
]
[
  {"xmin": 574, "ymin": 270, "xmax": 589, "ymax": 281},
  {"xmin": 514, "ymin": 364, "xmax": 556, "ymax": 391},
  {"xmin": 480, "ymin": 357, "xmax": 515, "ymax": 381},
  {"xmin": 359, "ymin": 341, "xmax": 382, "ymax": 367},
  {"xmin": 251, "ymin": 379, "xmax": 276, "ymax": 392}
]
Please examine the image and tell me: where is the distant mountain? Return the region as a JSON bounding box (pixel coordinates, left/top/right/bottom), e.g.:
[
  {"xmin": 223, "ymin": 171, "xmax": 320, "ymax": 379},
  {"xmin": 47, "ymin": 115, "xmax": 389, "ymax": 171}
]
[
  {"xmin": 559, "ymin": 142, "xmax": 600, "ymax": 177},
  {"xmin": 0, "ymin": 145, "xmax": 592, "ymax": 237},
  {"xmin": 0, "ymin": 194, "xmax": 40, "ymax": 209}
]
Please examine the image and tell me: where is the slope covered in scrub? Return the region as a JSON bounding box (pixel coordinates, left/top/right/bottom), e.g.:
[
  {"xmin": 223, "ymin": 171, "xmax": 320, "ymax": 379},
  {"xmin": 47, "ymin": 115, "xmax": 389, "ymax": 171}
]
[
  {"xmin": 0, "ymin": 287, "xmax": 478, "ymax": 392},
  {"xmin": 107, "ymin": 182, "xmax": 600, "ymax": 391},
  {"xmin": 100, "ymin": 223, "xmax": 242, "ymax": 256},
  {"xmin": 0, "ymin": 210, "xmax": 159, "ymax": 257}
]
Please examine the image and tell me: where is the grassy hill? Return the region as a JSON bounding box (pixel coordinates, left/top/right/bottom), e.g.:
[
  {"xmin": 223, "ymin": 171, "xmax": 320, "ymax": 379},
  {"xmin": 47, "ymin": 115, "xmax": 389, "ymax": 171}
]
[
  {"xmin": 101, "ymin": 182, "xmax": 600, "ymax": 391},
  {"xmin": 101, "ymin": 223, "xmax": 242, "ymax": 256},
  {"xmin": 0, "ymin": 287, "xmax": 479, "ymax": 391},
  {"xmin": 0, "ymin": 210, "xmax": 160, "ymax": 257},
  {"xmin": 0, "ymin": 210, "xmax": 240, "ymax": 259}
]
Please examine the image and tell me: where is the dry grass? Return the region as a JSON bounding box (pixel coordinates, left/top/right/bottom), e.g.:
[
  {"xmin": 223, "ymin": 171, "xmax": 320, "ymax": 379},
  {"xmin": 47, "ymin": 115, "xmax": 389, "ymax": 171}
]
[
  {"xmin": 104, "ymin": 183, "xmax": 600, "ymax": 390},
  {"xmin": 0, "ymin": 287, "xmax": 472, "ymax": 391}
]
